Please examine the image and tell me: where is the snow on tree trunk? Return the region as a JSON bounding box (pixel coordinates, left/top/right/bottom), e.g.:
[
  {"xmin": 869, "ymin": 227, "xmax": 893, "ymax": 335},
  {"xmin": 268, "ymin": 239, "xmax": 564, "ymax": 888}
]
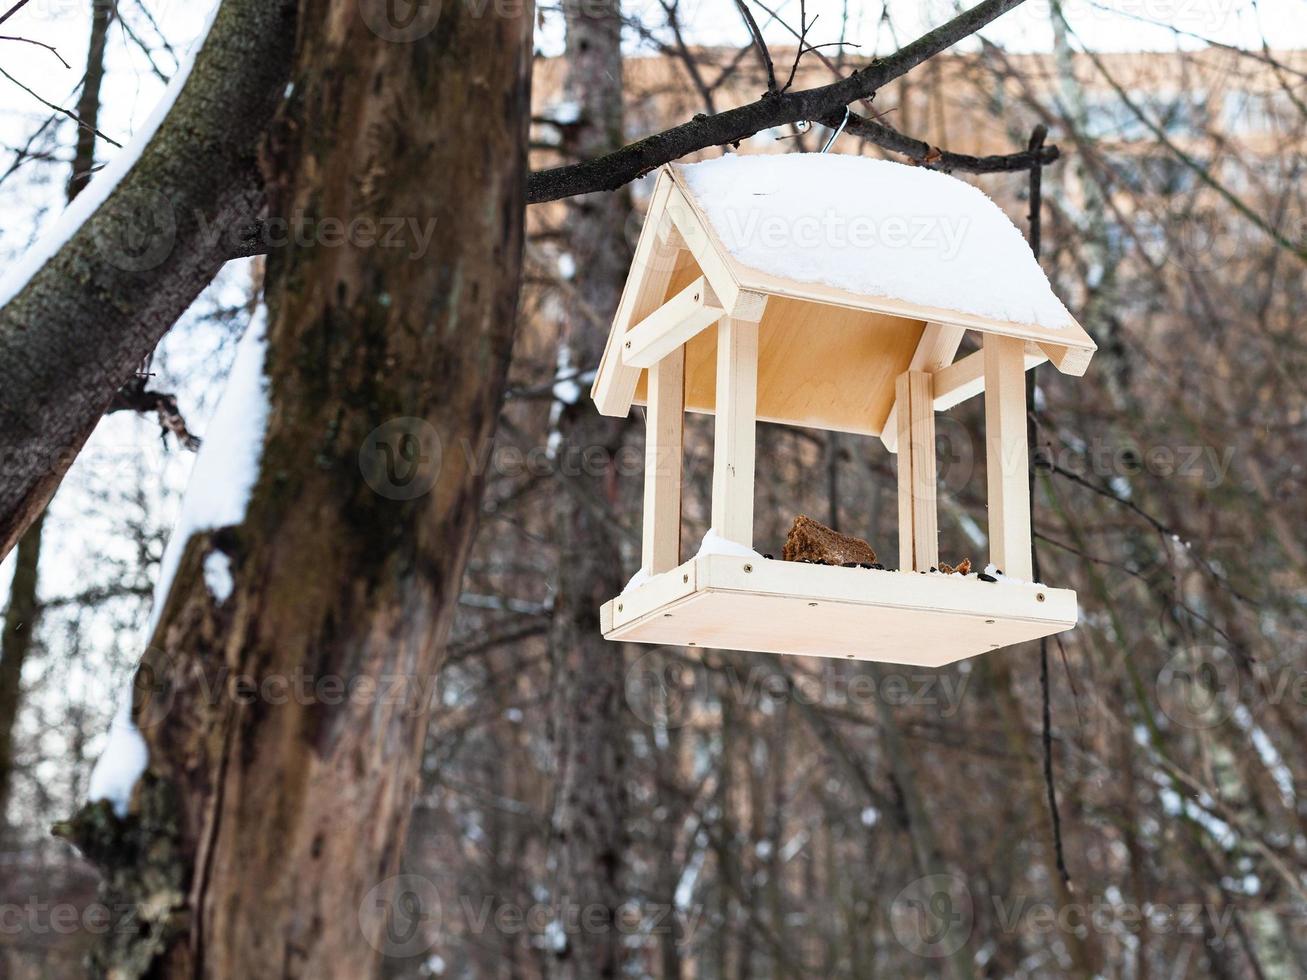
[{"xmin": 57, "ymin": 0, "xmax": 534, "ymax": 975}]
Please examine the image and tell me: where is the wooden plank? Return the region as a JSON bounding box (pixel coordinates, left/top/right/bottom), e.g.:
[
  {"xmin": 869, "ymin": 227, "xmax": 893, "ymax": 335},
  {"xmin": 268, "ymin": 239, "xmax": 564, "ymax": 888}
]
[
  {"xmin": 933, "ymin": 344, "xmax": 1047, "ymax": 411},
  {"xmin": 896, "ymin": 373, "xmax": 914, "ymax": 571},
  {"xmin": 644, "ymin": 296, "xmax": 922, "ymax": 437},
  {"xmin": 984, "ymin": 335, "xmax": 1033, "ymax": 580},
  {"xmin": 655, "ymin": 210, "xmax": 685, "ymax": 249},
  {"xmin": 1037, "ymin": 341, "xmax": 1093, "ymax": 377},
  {"xmin": 881, "ymin": 322, "xmax": 965, "ymax": 453},
  {"xmin": 710, "ymin": 317, "xmax": 759, "ymax": 547},
  {"xmin": 908, "ymin": 371, "xmax": 938, "ymax": 571},
  {"xmin": 607, "ymin": 558, "xmax": 699, "ymax": 630},
  {"xmin": 592, "ymin": 173, "xmax": 681, "ymax": 417},
  {"xmin": 606, "ymin": 556, "xmax": 1078, "ymax": 665},
  {"xmin": 641, "ymin": 348, "xmax": 685, "ymax": 575},
  {"xmin": 664, "ymin": 184, "xmax": 742, "ymax": 313},
  {"xmin": 621, "ymin": 277, "xmax": 723, "ymax": 369}
]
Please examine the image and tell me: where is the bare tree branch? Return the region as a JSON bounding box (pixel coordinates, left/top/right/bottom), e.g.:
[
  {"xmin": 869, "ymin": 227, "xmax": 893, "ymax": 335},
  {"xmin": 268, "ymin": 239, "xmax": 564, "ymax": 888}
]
[
  {"xmin": 837, "ymin": 110, "xmax": 1060, "ymax": 172},
  {"xmin": 0, "ymin": 0, "xmax": 296, "ymax": 560},
  {"xmin": 527, "ymin": 0, "xmax": 1032, "ymax": 202}
]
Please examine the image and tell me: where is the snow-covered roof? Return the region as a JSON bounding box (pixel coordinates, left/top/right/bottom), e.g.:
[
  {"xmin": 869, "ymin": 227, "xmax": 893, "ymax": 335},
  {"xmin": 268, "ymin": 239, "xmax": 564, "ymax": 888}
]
[
  {"xmin": 677, "ymin": 153, "xmax": 1072, "ymax": 330},
  {"xmin": 590, "ymin": 156, "xmax": 1095, "ymax": 437}
]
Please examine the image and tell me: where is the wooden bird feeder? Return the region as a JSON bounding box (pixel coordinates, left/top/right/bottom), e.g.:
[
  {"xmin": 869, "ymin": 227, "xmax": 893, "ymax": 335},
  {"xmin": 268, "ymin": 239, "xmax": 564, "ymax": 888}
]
[{"xmin": 591, "ymin": 156, "xmax": 1097, "ymax": 666}]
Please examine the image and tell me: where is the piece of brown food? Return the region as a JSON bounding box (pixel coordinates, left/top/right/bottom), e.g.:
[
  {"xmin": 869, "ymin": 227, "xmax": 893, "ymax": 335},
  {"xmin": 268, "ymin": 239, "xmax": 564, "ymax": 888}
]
[
  {"xmin": 938, "ymin": 558, "xmax": 972, "ymax": 575},
  {"xmin": 781, "ymin": 515, "xmax": 877, "ymax": 565}
]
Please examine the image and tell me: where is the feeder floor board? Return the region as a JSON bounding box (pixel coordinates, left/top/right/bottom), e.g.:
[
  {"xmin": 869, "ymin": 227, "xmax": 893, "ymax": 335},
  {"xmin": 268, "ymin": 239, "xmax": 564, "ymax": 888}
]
[{"xmin": 601, "ymin": 556, "xmax": 1077, "ymax": 667}]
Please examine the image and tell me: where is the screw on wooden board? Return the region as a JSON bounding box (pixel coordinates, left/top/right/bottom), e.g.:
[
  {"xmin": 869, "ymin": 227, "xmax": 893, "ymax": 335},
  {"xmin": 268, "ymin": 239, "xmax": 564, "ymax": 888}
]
[
  {"xmin": 1036, "ymin": 592, "xmax": 1046, "ymax": 602},
  {"xmin": 743, "ymin": 563, "xmax": 753, "ymax": 572}
]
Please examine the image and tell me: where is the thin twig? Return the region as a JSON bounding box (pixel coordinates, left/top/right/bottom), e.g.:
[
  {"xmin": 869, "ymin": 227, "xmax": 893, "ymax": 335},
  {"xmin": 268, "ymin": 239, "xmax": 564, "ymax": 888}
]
[
  {"xmin": 527, "ymin": 0, "xmax": 1033, "ymax": 202},
  {"xmin": 0, "ymin": 65, "xmax": 122, "ymax": 148},
  {"xmin": 0, "ymin": 35, "xmax": 70, "ymax": 68},
  {"xmin": 1026, "ymin": 122, "xmax": 1072, "ymax": 893},
  {"xmin": 0, "ymin": 0, "xmax": 31, "ymax": 28},
  {"xmin": 732, "ymin": 0, "xmax": 777, "ymax": 93},
  {"xmin": 781, "ymin": 0, "xmax": 809, "ymax": 91}
]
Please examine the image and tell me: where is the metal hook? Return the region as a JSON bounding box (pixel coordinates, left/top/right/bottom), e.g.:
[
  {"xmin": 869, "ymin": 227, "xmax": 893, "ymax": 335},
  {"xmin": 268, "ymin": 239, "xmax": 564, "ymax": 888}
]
[{"xmin": 820, "ymin": 107, "xmax": 851, "ymax": 154}]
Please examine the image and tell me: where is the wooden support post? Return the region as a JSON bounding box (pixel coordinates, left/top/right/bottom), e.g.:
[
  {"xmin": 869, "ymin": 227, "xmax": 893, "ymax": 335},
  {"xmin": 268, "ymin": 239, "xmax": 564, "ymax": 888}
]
[
  {"xmin": 881, "ymin": 322, "xmax": 964, "ymax": 452},
  {"xmin": 642, "ymin": 348, "xmax": 685, "ymax": 575},
  {"xmin": 984, "ymin": 335, "xmax": 1033, "ymax": 580},
  {"xmin": 711, "ymin": 317, "xmax": 758, "ymax": 548},
  {"xmin": 908, "ymin": 371, "xmax": 938, "ymax": 570},
  {"xmin": 896, "ymin": 374, "xmax": 913, "ymax": 571},
  {"xmin": 895, "ymin": 371, "xmax": 938, "ymax": 570},
  {"xmin": 621, "ymin": 276, "xmax": 723, "ymax": 369}
]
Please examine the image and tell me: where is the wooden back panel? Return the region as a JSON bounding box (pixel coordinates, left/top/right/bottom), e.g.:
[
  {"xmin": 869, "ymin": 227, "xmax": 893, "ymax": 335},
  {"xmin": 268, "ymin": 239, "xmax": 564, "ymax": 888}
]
[{"xmin": 633, "ymin": 251, "xmax": 926, "ymax": 435}]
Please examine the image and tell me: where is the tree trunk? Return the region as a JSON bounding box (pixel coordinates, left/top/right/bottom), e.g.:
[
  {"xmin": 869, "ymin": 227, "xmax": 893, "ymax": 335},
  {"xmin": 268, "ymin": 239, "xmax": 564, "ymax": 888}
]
[
  {"xmin": 547, "ymin": 1, "xmax": 632, "ymax": 977},
  {"xmin": 0, "ymin": 516, "xmax": 44, "ymax": 837},
  {"xmin": 0, "ymin": 0, "xmax": 295, "ymax": 561},
  {"xmin": 58, "ymin": 1, "xmax": 534, "ymax": 976}
]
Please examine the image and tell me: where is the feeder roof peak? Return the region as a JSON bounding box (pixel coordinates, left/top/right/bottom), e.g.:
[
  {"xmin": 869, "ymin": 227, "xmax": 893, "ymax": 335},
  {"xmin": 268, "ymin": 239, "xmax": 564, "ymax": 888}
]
[{"xmin": 676, "ymin": 153, "xmax": 1072, "ymax": 330}]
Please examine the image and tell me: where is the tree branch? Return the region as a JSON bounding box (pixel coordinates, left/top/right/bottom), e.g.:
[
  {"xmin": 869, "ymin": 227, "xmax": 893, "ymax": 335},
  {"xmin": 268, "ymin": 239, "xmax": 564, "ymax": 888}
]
[
  {"xmin": 527, "ymin": 0, "xmax": 1031, "ymax": 203},
  {"xmin": 0, "ymin": 0, "xmax": 296, "ymax": 560},
  {"xmin": 834, "ymin": 110, "xmax": 1060, "ymax": 172}
]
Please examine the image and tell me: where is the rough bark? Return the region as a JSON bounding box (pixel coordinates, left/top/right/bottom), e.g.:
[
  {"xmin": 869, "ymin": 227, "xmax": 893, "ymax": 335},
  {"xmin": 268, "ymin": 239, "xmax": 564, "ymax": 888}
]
[
  {"xmin": 547, "ymin": 0, "xmax": 632, "ymax": 976},
  {"xmin": 58, "ymin": 0, "xmax": 533, "ymax": 976},
  {"xmin": 0, "ymin": 0, "xmax": 295, "ymax": 560}
]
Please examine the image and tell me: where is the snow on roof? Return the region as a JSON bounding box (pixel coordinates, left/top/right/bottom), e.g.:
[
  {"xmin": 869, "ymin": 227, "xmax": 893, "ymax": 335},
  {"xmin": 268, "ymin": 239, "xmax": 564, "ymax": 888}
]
[{"xmin": 677, "ymin": 154, "xmax": 1073, "ymax": 330}]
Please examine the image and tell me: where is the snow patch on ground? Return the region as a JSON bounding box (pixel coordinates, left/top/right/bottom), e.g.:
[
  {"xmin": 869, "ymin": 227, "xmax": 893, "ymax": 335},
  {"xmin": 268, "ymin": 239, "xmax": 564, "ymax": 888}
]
[
  {"xmin": 147, "ymin": 309, "xmax": 269, "ymax": 638},
  {"xmin": 87, "ymin": 688, "xmax": 149, "ymax": 818},
  {"xmin": 0, "ymin": 0, "xmax": 220, "ymax": 309},
  {"xmin": 679, "ymin": 154, "xmax": 1072, "ymax": 329}
]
